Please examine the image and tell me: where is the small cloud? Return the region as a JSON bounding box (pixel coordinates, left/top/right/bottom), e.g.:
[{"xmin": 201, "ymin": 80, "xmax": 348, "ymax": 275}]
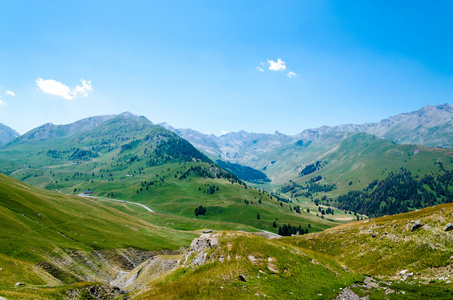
[
  {"xmin": 0, "ymin": 97, "xmax": 7, "ymax": 107},
  {"xmin": 286, "ymin": 71, "xmax": 297, "ymax": 78},
  {"xmin": 72, "ymin": 80, "xmax": 93, "ymax": 97},
  {"xmin": 256, "ymin": 67, "xmax": 264, "ymax": 72},
  {"xmin": 220, "ymin": 130, "xmax": 228, "ymax": 135},
  {"xmin": 267, "ymin": 59, "xmax": 286, "ymax": 71},
  {"xmin": 36, "ymin": 78, "xmax": 93, "ymax": 100},
  {"xmin": 6, "ymin": 90, "xmax": 15, "ymax": 96}
]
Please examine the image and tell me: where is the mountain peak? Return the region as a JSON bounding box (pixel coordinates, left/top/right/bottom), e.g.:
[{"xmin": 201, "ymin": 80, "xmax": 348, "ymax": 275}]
[{"xmin": 0, "ymin": 123, "xmax": 19, "ymax": 146}]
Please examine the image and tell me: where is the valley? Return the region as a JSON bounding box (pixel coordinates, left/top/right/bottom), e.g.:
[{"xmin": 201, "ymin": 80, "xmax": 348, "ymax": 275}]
[{"xmin": 0, "ymin": 104, "xmax": 452, "ymax": 299}]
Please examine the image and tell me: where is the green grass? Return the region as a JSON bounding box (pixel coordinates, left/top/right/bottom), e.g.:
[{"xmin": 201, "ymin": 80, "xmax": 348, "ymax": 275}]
[
  {"xmin": 134, "ymin": 232, "xmax": 363, "ymax": 299},
  {"xmin": 0, "ymin": 172, "xmax": 196, "ymax": 287},
  {"xmin": 0, "ymin": 117, "xmax": 339, "ymax": 234},
  {"xmin": 276, "ymin": 133, "xmax": 453, "ymax": 214},
  {"xmin": 282, "ymin": 202, "xmax": 453, "ymax": 279}
]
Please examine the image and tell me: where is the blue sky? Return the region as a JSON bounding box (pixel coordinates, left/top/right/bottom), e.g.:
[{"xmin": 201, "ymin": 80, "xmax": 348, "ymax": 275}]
[{"xmin": 1, "ymin": 1, "xmax": 452, "ymax": 135}]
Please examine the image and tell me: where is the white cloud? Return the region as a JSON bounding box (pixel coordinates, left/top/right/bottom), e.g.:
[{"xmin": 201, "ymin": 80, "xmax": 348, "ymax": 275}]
[
  {"xmin": 267, "ymin": 59, "xmax": 286, "ymax": 71},
  {"xmin": 72, "ymin": 80, "xmax": 93, "ymax": 97},
  {"xmin": 6, "ymin": 90, "xmax": 15, "ymax": 96},
  {"xmin": 0, "ymin": 97, "xmax": 7, "ymax": 107},
  {"xmin": 220, "ymin": 130, "xmax": 228, "ymax": 135},
  {"xmin": 256, "ymin": 67, "xmax": 264, "ymax": 72},
  {"xmin": 286, "ymin": 71, "xmax": 297, "ymax": 78},
  {"xmin": 36, "ymin": 78, "xmax": 93, "ymax": 100}
]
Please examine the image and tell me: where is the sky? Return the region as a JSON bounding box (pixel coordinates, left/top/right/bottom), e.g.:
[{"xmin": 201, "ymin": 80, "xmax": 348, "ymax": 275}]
[{"xmin": 1, "ymin": 1, "xmax": 452, "ymax": 136}]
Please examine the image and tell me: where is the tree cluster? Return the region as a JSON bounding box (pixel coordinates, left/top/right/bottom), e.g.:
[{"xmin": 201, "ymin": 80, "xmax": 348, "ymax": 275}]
[
  {"xmin": 194, "ymin": 205, "xmax": 207, "ymax": 216},
  {"xmin": 336, "ymin": 168, "xmax": 453, "ymax": 218}
]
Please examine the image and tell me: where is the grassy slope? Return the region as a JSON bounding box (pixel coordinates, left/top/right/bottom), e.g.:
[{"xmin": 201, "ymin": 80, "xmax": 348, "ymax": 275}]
[
  {"xmin": 0, "ymin": 117, "xmax": 338, "ymax": 234},
  {"xmin": 134, "ymin": 233, "xmax": 362, "ymax": 300},
  {"xmin": 314, "ymin": 133, "xmax": 453, "ymax": 194},
  {"xmin": 282, "ymin": 202, "xmax": 453, "ymax": 279},
  {"xmin": 276, "ymin": 134, "xmax": 453, "ymax": 212},
  {"xmin": 0, "ymin": 172, "xmax": 195, "ymax": 287}
]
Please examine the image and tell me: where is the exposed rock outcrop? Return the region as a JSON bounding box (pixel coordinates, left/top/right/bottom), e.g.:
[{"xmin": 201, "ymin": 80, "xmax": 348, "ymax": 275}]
[{"xmin": 184, "ymin": 234, "xmax": 220, "ymax": 267}]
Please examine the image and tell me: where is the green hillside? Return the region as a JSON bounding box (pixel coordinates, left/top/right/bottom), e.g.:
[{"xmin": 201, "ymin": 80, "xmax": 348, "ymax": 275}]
[
  {"xmin": 276, "ymin": 133, "xmax": 453, "ymax": 219},
  {"xmin": 281, "ymin": 202, "xmax": 453, "ymax": 298},
  {"xmin": 0, "ymin": 172, "xmax": 197, "ymax": 298},
  {"xmin": 0, "ymin": 114, "xmax": 337, "ymax": 234},
  {"xmin": 133, "ymin": 232, "xmax": 362, "ymax": 300}
]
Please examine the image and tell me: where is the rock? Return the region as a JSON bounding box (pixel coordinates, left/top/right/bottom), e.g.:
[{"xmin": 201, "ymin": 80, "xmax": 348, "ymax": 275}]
[
  {"xmin": 398, "ymin": 270, "xmax": 408, "ymax": 276},
  {"xmin": 15, "ymin": 282, "xmax": 25, "ymax": 286},
  {"xmin": 372, "ymin": 234, "xmax": 376, "ymax": 238},
  {"xmin": 411, "ymin": 221, "xmax": 423, "ymax": 232},
  {"xmin": 184, "ymin": 234, "xmax": 219, "ymax": 267},
  {"xmin": 444, "ymin": 223, "xmax": 453, "ymax": 232},
  {"xmin": 239, "ymin": 274, "xmax": 247, "ymax": 282},
  {"xmin": 403, "ymin": 273, "xmax": 414, "ymax": 280}
]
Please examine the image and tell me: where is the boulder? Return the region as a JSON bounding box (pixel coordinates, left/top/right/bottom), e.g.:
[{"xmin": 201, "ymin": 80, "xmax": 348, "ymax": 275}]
[
  {"xmin": 444, "ymin": 223, "xmax": 453, "ymax": 232},
  {"xmin": 15, "ymin": 282, "xmax": 25, "ymax": 286},
  {"xmin": 411, "ymin": 221, "xmax": 423, "ymax": 232},
  {"xmin": 239, "ymin": 274, "xmax": 247, "ymax": 282}
]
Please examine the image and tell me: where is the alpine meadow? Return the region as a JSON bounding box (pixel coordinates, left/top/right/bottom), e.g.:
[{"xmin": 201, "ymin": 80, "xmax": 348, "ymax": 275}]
[{"xmin": 1, "ymin": 1, "xmax": 453, "ymax": 299}]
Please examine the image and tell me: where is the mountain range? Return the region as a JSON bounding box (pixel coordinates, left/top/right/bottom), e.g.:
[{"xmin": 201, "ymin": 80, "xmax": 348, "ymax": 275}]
[
  {"xmin": 0, "ymin": 104, "xmax": 453, "ymax": 298},
  {"xmin": 161, "ymin": 103, "xmax": 453, "ymax": 184}
]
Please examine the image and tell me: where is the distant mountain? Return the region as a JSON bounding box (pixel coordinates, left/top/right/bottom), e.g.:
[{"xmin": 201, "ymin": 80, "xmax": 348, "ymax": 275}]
[
  {"xmin": 294, "ymin": 103, "xmax": 453, "ymax": 148},
  {"xmin": 163, "ymin": 104, "xmax": 453, "ymax": 184},
  {"xmin": 0, "ymin": 123, "xmax": 19, "ymax": 145},
  {"xmin": 16, "ymin": 112, "xmax": 148, "ymax": 143}
]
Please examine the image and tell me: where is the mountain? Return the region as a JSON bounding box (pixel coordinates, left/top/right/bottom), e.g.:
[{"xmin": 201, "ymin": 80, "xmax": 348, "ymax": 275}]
[
  {"xmin": 16, "ymin": 112, "xmax": 146, "ymax": 143},
  {"xmin": 0, "ymin": 122, "xmax": 19, "ymax": 145},
  {"xmin": 276, "ymin": 133, "xmax": 453, "ymax": 214},
  {"xmin": 163, "ymin": 104, "xmax": 453, "ymax": 184},
  {"xmin": 293, "ymin": 103, "xmax": 453, "ymax": 148},
  {"xmin": 0, "ymin": 113, "xmax": 334, "ymax": 235}
]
